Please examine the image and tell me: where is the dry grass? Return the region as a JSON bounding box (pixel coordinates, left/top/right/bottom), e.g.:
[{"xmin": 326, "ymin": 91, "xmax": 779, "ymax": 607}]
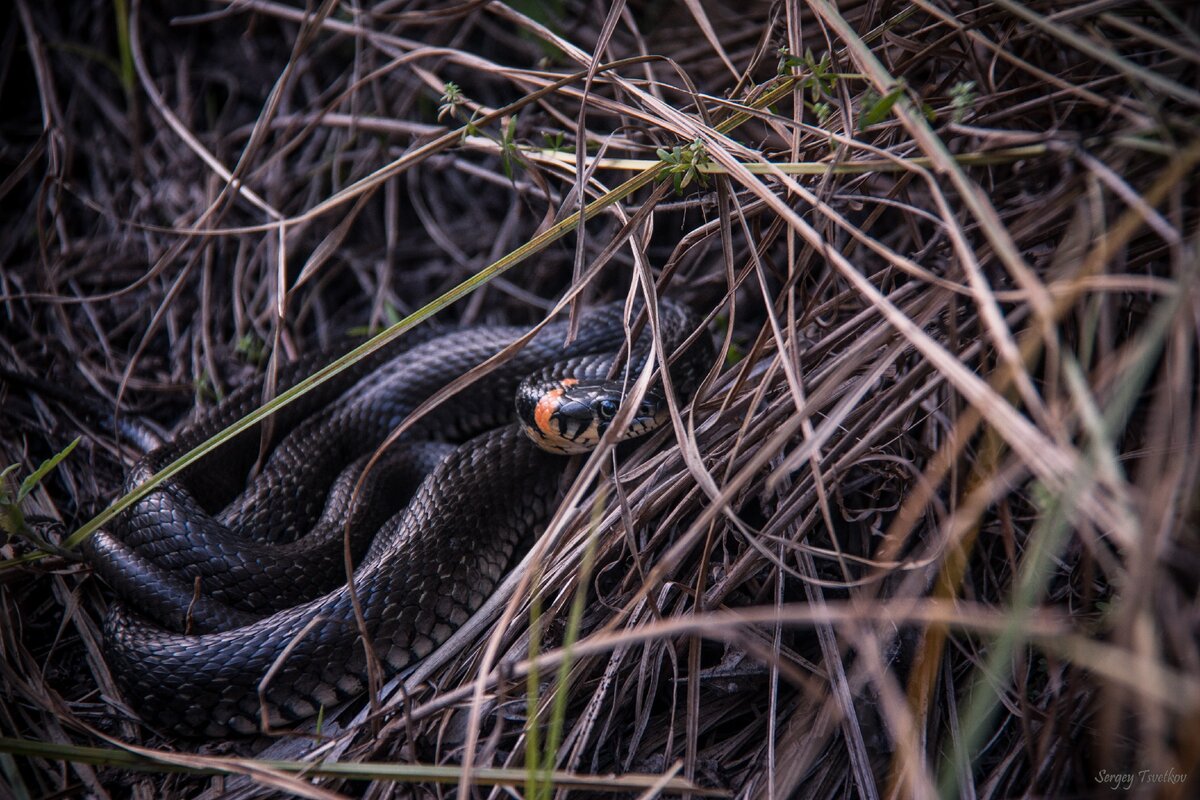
[{"xmin": 2, "ymin": 0, "xmax": 1198, "ymax": 797}]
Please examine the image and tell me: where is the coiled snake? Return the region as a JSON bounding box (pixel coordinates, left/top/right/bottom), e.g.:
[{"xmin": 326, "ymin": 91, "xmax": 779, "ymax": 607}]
[{"xmin": 88, "ymin": 301, "xmax": 709, "ymax": 736}]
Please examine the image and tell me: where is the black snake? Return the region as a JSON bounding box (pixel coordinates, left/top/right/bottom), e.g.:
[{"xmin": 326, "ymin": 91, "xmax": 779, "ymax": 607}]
[{"xmin": 87, "ymin": 300, "xmax": 709, "ymax": 736}]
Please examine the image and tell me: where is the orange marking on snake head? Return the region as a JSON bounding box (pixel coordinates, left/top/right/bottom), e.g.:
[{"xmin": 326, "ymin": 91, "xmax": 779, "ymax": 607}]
[
  {"xmin": 533, "ymin": 379, "xmax": 577, "ymax": 436},
  {"xmin": 533, "ymin": 388, "xmax": 561, "ymax": 435}
]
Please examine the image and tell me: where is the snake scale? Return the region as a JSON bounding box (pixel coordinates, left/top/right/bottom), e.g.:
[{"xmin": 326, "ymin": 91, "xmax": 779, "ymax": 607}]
[{"xmin": 88, "ymin": 300, "xmax": 709, "ymax": 736}]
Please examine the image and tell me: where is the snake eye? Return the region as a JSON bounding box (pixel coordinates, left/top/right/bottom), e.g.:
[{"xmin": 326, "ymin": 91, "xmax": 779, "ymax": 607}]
[{"xmin": 597, "ymin": 398, "xmax": 619, "ymax": 419}]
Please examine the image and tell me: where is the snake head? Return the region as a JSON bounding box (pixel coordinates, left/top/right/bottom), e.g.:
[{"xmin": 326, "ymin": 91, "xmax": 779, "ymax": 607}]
[{"xmin": 516, "ymin": 378, "xmax": 667, "ymax": 455}]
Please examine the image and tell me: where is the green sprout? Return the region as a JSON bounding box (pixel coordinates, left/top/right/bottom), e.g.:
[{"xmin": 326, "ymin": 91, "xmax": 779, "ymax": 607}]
[
  {"xmin": 437, "ymin": 81, "xmax": 464, "ymax": 123},
  {"xmin": 438, "ymin": 81, "xmax": 525, "ymax": 178},
  {"xmin": 500, "ymin": 115, "xmax": 523, "ymax": 180},
  {"xmin": 1, "ymin": 438, "xmax": 80, "ymax": 555},
  {"xmin": 950, "ymin": 80, "xmax": 977, "ymax": 123},
  {"xmin": 811, "ymin": 100, "xmax": 833, "ymax": 127},
  {"xmin": 779, "ymin": 47, "xmax": 838, "ymax": 101},
  {"xmin": 859, "ymin": 80, "xmax": 908, "ymax": 130},
  {"xmin": 235, "ymin": 333, "xmax": 266, "ymax": 365},
  {"xmin": 656, "ymin": 138, "xmax": 712, "ymax": 194}
]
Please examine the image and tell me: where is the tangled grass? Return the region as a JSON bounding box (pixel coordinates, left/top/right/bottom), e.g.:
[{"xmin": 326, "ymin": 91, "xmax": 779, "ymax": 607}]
[{"xmin": 2, "ymin": 1, "xmax": 1198, "ymax": 797}]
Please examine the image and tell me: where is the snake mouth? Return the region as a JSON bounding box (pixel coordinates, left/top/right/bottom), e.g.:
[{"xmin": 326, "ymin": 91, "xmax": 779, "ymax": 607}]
[{"xmin": 518, "ymin": 378, "xmax": 667, "ymax": 455}]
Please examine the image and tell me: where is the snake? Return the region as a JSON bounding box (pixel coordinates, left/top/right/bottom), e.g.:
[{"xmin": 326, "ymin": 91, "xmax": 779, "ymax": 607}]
[{"xmin": 87, "ymin": 300, "xmax": 709, "ymax": 736}]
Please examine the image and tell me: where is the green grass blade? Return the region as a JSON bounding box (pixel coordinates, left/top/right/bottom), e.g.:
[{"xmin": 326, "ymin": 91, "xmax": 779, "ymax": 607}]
[{"xmin": 0, "ymin": 736, "xmax": 726, "ymax": 794}]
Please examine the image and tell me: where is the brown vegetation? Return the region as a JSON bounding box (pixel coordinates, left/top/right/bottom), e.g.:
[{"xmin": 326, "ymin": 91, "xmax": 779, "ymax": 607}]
[{"xmin": 2, "ymin": 1, "xmax": 1198, "ymax": 797}]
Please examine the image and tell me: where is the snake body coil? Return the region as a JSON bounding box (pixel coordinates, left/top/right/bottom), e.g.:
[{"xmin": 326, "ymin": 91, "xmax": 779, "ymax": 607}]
[{"xmin": 90, "ymin": 301, "xmax": 707, "ymax": 736}]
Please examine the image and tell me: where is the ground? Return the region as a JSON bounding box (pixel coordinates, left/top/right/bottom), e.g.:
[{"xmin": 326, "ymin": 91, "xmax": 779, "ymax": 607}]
[{"xmin": 1, "ymin": 1, "xmax": 1198, "ymax": 798}]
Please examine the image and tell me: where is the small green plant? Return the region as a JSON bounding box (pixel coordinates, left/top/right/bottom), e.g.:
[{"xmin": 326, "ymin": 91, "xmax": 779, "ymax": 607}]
[
  {"xmin": 438, "ymin": 82, "xmax": 524, "ymax": 179},
  {"xmin": 541, "ymin": 130, "xmax": 566, "ymax": 153},
  {"xmin": 776, "ymin": 46, "xmax": 801, "ymax": 75},
  {"xmin": 858, "ymin": 80, "xmax": 908, "ymax": 130},
  {"xmin": 656, "ymin": 138, "xmax": 712, "ymax": 194},
  {"xmin": 437, "ymin": 81, "xmax": 465, "ymax": 123},
  {"xmin": 779, "ymin": 47, "xmax": 838, "ymax": 101},
  {"xmin": 1, "ymin": 437, "xmax": 80, "ymax": 554},
  {"xmin": 950, "ymin": 80, "xmax": 977, "ymax": 123},
  {"xmin": 499, "ymin": 115, "xmax": 523, "ymax": 180},
  {"xmin": 235, "ymin": 333, "xmax": 266, "ymax": 365},
  {"xmin": 810, "ymin": 100, "xmax": 834, "ymax": 127}
]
